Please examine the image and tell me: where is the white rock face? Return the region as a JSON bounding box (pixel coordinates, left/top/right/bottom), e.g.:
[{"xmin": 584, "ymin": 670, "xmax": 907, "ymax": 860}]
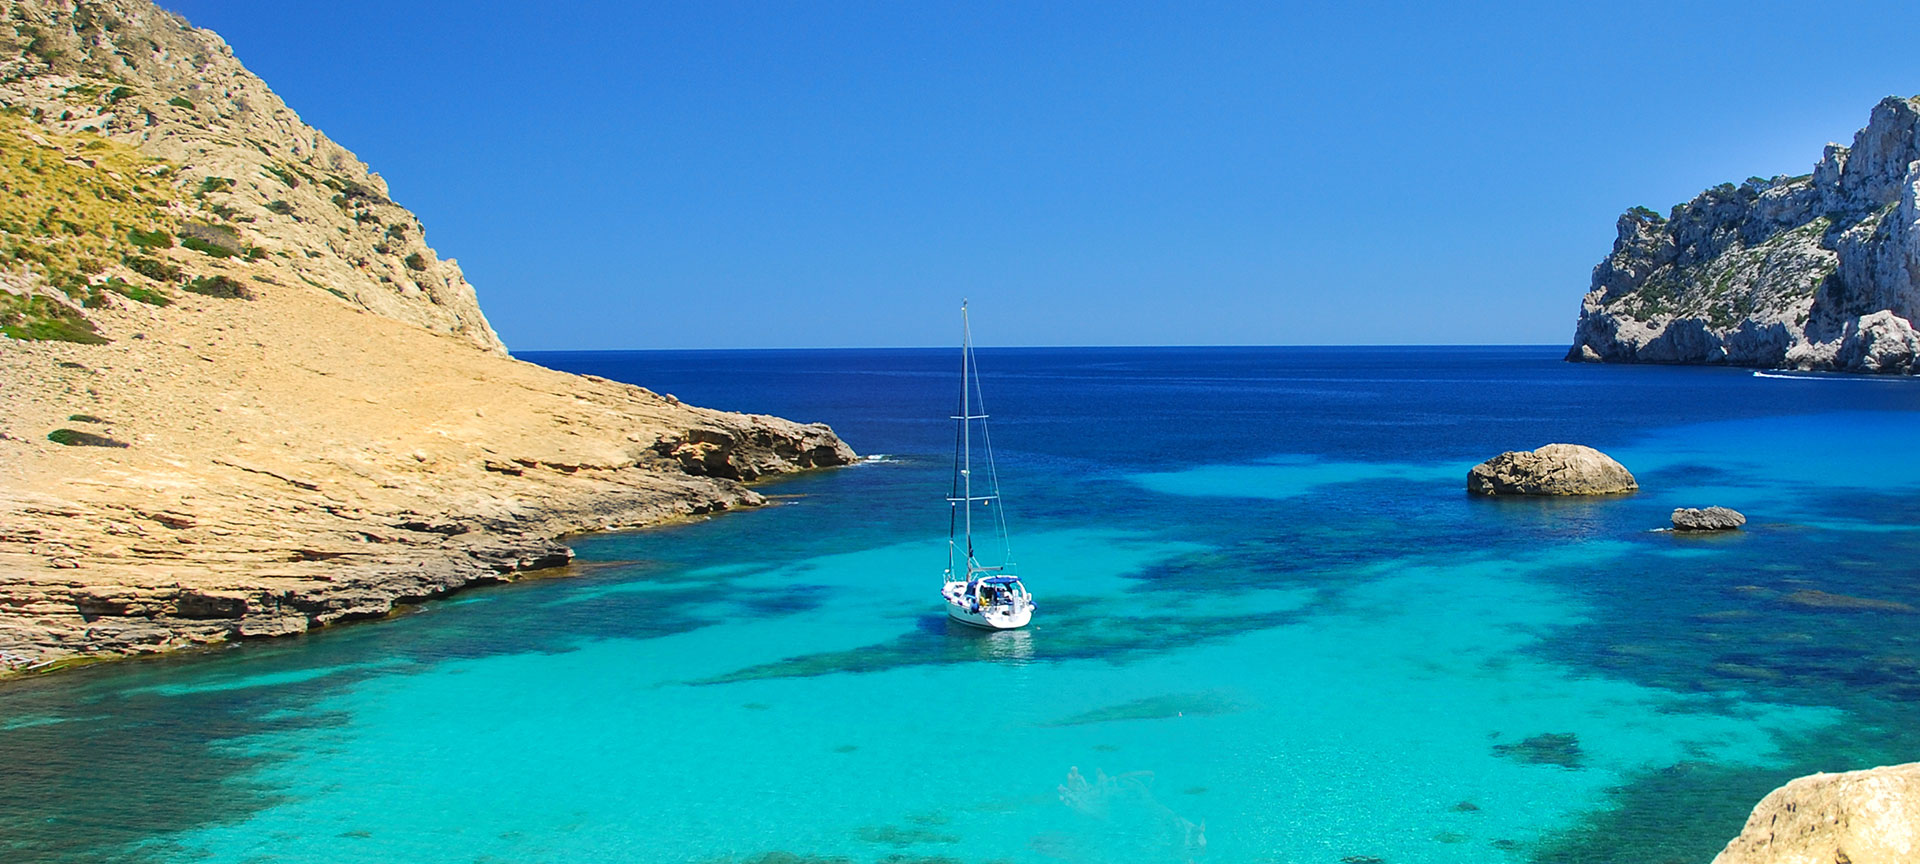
[
  {"xmin": 1569, "ymin": 96, "xmax": 1920, "ymax": 374},
  {"xmin": 1712, "ymin": 762, "xmax": 1920, "ymax": 864}
]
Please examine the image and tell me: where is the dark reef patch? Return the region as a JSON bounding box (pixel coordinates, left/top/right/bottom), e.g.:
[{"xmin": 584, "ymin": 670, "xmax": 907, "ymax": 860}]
[
  {"xmin": 854, "ymin": 825, "xmax": 960, "ymax": 847},
  {"xmin": 689, "ymin": 607, "xmax": 1306, "ymax": 686},
  {"xmin": 1492, "ymin": 733, "xmax": 1585, "ymax": 769}
]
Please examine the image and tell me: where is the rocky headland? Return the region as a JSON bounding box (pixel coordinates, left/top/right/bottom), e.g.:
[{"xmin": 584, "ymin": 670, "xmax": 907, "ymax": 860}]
[
  {"xmin": 0, "ymin": 0, "xmax": 854, "ymax": 673},
  {"xmin": 1569, "ymin": 95, "xmax": 1920, "ymax": 373}
]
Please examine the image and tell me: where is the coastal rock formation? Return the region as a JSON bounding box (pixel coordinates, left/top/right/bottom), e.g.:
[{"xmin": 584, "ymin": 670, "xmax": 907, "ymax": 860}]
[
  {"xmin": 1568, "ymin": 96, "xmax": 1920, "ymax": 373},
  {"xmin": 1673, "ymin": 506, "xmax": 1747, "ymax": 531},
  {"xmin": 0, "ymin": 1, "xmax": 855, "ymax": 673},
  {"xmin": 1712, "ymin": 762, "xmax": 1920, "ymax": 864},
  {"xmin": 1467, "ymin": 444, "xmax": 1638, "ymax": 496}
]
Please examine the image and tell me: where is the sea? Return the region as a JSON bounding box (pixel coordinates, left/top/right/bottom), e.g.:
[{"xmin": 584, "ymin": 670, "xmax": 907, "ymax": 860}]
[{"xmin": 5, "ymin": 346, "xmax": 1920, "ymax": 864}]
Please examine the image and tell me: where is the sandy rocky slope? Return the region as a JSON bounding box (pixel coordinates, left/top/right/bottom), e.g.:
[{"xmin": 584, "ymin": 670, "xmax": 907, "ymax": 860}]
[
  {"xmin": 1569, "ymin": 95, "xmax": 1920, "ymax": 373},
  {"xmin": 0, "ymin": 0, "xmax": 854, "ymax": 673}
]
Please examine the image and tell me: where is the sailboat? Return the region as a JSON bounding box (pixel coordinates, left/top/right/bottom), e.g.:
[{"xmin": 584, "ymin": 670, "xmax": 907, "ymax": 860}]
[{"xmin": 940, "ymin": 300, "xmax": 1035, "ymax": 630}]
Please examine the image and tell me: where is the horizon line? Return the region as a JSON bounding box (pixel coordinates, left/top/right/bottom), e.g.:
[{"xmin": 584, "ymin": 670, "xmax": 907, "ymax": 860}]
[{"xmin": 512, "ymin": 342, "xmax": 1570, "ymax": 354}]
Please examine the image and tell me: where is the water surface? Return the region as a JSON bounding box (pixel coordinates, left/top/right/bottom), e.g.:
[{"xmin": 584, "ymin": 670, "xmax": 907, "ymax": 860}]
[{"xmin": 6, "ymin": 346, "xmax": 1919, "ymax": 864}]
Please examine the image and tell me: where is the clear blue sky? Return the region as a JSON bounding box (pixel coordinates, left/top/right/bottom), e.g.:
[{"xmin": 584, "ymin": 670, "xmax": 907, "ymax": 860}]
[{"xmin": 165, "ymin": 1, "xmax": 1920, "ymax": 350}]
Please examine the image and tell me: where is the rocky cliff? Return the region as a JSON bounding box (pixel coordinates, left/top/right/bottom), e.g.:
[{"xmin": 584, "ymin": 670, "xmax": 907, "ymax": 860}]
[
  {"xmin": 0, "ymin": 0, "xmax": 855, "ymax": 673},
  {"xmin": 1568, "ymin": 96, "xmax": 1920, "ymax": 373},
  {"xmin": 1713, "ymin": 762, "xmax": 1920, "ymax": 864}
]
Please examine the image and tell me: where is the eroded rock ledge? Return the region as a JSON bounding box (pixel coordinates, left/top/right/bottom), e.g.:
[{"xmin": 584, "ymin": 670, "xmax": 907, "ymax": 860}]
[{"xmin": 0, "ymin": 316, "xmax": 858, "ymax": 670}]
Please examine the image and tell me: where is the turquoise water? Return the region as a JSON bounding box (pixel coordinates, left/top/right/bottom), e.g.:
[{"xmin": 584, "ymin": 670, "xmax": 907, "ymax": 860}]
[{"xmin": 6, "ymin": 347, "xmax": 1920, "ymax": 864}]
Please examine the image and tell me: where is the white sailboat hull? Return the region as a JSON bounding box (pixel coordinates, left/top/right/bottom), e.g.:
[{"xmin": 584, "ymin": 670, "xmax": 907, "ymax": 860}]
[{"xmin": 942, "ymin": 581, "xmax": 1033, "ymax": 630}]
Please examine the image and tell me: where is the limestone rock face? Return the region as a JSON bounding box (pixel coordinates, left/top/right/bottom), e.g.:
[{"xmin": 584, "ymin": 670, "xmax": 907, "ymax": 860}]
[
  {"xmin": 1712, "ymin": 762, "xmax": 1920, "ymax": 864},
  {"xmin": 1568, "ymin": 96, "xmax": 1920, "ymax": 374},
  {"xmin": 1467, "ymin": 444, "xmax": 1638, "ymax": 496},
  {"xmin": 1673, "ymin": 506, "xmax": 1747, "ymax": 531}
]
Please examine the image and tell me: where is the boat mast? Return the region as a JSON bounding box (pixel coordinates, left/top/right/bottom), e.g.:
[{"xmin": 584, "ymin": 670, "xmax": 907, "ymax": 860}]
[
  {"xmin": 948, "ymin": 299, "xmax": 1004, "ymax": 581},
  {"xmin": 961, "ymin": 299, "xmax": 972, "ymax": 570}
]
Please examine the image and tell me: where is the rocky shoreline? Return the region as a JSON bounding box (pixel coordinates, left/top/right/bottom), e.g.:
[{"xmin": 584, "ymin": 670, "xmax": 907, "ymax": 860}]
[{"xmin": 0, "ymin": 409, "xmax": 854, "ymax": 676}]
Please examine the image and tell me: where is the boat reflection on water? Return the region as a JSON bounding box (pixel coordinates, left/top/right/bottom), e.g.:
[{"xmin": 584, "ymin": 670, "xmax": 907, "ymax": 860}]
[
  {"xmin": 980, "ymin": 626, "xmax": 1034, "ymax": 662},
  {"xmin": 942, "ymin": 617, "xmax": 1036, "ymax": 663}
]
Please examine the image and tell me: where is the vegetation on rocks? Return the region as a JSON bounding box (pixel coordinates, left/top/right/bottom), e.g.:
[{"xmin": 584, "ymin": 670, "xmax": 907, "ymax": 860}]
[
  {"xmin": 0, "ymin": 110, "xmax": 187, "ymax": 341},
  {"xmin": 46, "ymin": 427, "xmax": 126, "ymax": 447},
  {"xmin": 183, "ymin": 274, "xmax": 249, "ymax": 299},
  {"xmin": 0, "ymin": 290, "xmax": 103, "ymax": 342}
]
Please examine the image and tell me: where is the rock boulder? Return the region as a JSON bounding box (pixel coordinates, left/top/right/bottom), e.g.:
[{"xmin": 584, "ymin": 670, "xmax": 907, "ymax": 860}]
[
  {"xmin": 1673, "ymin": 506, "xmax": 1747, "ymax": 531},
  {"xmin": 1713, "ymin": 762, "xmax": 1920, "ymax": 864},
  {"xmin": 1467, "ymin": 444, "xmax": 1638, "ymax": 496}
]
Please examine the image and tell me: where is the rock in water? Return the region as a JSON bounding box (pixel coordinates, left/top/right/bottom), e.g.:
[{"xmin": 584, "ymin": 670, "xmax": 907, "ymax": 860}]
[
  {"xmin": 1672, "ymin": 506, "xmax": 1747, "ymax": 531},
  {"xmin": 1467, "ymin": 444, "xmax": 1638, "ymax": 495},
  {"xmin": 1712, "ymin": 762, "xmax": 1920, "ymax": 864},
  {"xmin": 1567, "ymin": 96, "xmax": 1920, "ymax": 375}
]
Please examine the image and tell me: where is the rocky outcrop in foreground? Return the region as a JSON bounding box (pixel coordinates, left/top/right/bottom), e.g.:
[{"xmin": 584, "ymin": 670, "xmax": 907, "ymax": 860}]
[
  {"xmin": 1713, "ymin": 762, "xmax": 1920, "ymax": 864},
  {"xmin": 1466, "ymin": 444, "xmax": 1638, "ymax": 495},
  {"xmin": 0, "ymin": 1, "xmax": 855, "ymax": 673},
  {"xmin": 1569, "ymin": 96, "xmax": 1920, "ymax": 373}
]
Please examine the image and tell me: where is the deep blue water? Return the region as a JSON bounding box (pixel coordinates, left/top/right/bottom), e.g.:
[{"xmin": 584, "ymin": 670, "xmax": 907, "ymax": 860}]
[{"xmin": 5, "ymin": 346, "xmax": 1920, "ymax": 864}]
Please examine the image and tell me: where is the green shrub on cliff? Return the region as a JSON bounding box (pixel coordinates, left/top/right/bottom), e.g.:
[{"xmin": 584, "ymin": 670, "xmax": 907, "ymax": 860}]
[
  {"xmin": 123, "ymin": 256, "xmax": 181, "ymax": 282},
  {"xmin": 263, "ymin": 165, "xmax": 300, "ymax": 188},
  {"xmin": 0, "ymin": 292, "xmax": 107, "ymax": 343},
  {"xmin": 47, "ymin": 428, "xmax": 127, "ymax": 447},
  {"xmin": 127, "ymin": 227, "xmax": 173, "ymax": 249},
  {"xmin": 184, "ymin": 275, "xmax": 252, "ymax": 300},
  {"xmin": 101, "ymin": 277, "xmax": 168, "ymax": 307},
  {"xmin": 180, "ymin": 235, "xmax": 233, "ymax": 257}
]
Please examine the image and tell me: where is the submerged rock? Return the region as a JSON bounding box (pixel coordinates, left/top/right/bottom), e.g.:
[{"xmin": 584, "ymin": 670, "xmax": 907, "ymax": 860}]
[
  {"xmin": 1673, "ymin": 506, "xmax": 1747, "ymax": 531},
  {"xmin": 1467, "ymin": 444, "xmax": 1638, "ymax": 496},
  {"xmin": 1713, "ymin": 762, "xmax": 1920, "ymax": 864},
  {"xmin": 1782, "ymin": 589, "xmax": 1916, "ymax": 613},
  {"xmin": 1492, "ymin": 732, "xmax": 1586, "ymax": 769}
]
